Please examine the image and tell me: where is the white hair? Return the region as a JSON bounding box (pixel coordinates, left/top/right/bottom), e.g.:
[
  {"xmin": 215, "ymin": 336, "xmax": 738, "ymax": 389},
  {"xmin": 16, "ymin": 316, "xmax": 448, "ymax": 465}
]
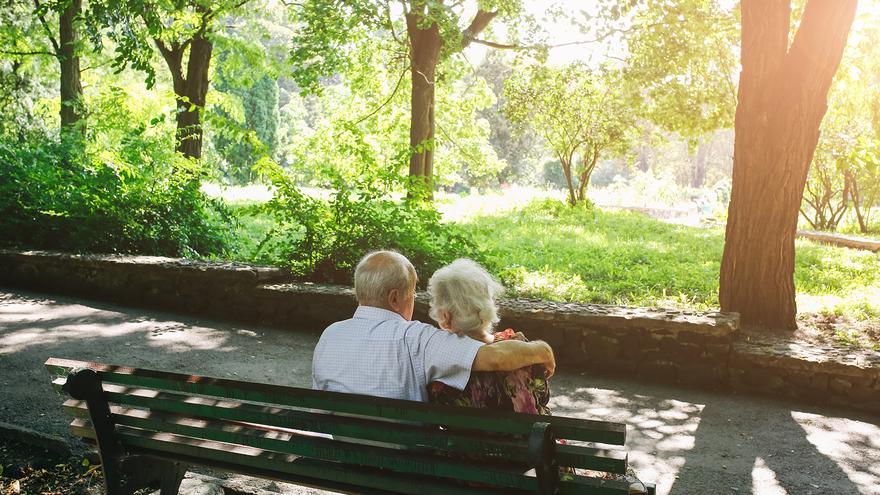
[
  {"xmin": 354, "ymin": 251, "xmax": 417, "ymax": 307},
  {"xmin": 427, "ymin": 259, "xmax": 503, "ymax": 340}
]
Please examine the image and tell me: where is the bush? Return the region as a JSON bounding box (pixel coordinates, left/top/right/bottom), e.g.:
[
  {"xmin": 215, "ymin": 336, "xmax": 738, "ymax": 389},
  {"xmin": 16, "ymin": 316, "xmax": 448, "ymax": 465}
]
[
  {"xmin": 251, "ymin": 162, "xmax": 478, "ymax": 284},
  {"xmin": 0, "ymin": 134, "xmax": 231, "ymax": 257}
]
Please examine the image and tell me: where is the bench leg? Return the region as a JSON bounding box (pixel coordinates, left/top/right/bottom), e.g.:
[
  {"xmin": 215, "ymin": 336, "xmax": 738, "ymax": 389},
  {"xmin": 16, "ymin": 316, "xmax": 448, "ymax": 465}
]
[{"xmin": 120, "ymin": 456, "xmax": 189, "ymax": 495}]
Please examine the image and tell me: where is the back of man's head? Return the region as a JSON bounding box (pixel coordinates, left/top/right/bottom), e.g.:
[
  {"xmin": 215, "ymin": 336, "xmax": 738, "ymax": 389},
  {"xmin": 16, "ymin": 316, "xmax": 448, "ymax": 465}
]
[{"xmin": 354, "ymin": 251, "xmax": 417, "ymax": 308}]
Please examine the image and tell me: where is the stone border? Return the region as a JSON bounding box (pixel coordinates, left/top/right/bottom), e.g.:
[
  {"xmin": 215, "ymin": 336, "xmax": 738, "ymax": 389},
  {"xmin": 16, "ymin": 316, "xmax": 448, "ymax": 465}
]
[
  {"xmin": 0, "ymin": 420, "xmax": 72, "ymax": 458},
  {"xmin": 1, "ymin": 249, "xmax": 877, "ymax": 414},
  {"xmin": 797, "ymin": 230, "xmax": 880, "ymax": 252},
  {"xmin": 0, "ymin": 250, "xmax": 291, "ymax": 323}
]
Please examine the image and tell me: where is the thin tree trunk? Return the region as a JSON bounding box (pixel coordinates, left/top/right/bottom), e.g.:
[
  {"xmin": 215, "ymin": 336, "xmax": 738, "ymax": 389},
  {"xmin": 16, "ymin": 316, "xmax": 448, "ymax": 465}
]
[
  {"xmin": 59, "ymin": 0, "xmax": 84, "ymax": 145},
  {"xmin": 850, "ymin": 176, "xmax": 868, "ymax": 233},
  {"xmin": 560, "ymin": 154, "xmax": 577, "ymax": 206},
  {"xmin": 719, "ymin": 0, "xmax": 857, "ymax": 330},
  {"xmin": 690, "ymin": 138, "xmax": 708, "ymax": 188},
  {"xmin": 156, "ymin": 33, "xmax": 213, "ymax": 160},
  {"xmin": 406, "ymin": 12, "xmax": 441, "ymax": 198},
  {"xmin": 577, "ymin": 147, "xmax": 600, "ymax": 202}
]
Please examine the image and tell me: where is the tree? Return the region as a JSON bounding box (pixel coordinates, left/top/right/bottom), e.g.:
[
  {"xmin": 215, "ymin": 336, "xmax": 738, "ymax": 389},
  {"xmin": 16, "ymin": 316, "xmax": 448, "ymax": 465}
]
[
  {"xmin": 504, "ymin": 64, "xmax": 634, "ymax": 206},
  {"xmin": 212, "ymin": 50, "xmax": 279, "ymax": 184},
  {"xmin": 719, "ymin": 0, "xmax": 858, "ymax": 330},
  {"xmin": 1, "ymin": 0, "xmax": 86, "ymax": 146},
  {"xmin": 475, "ymin": 52, "xmax": 541, "ymax": 185},
  {"xmin": 618, "ymin": 0, "xmax": 738, "ymax": 141},
  {"xmin": 289, "ymin": 0, "xmax": 527, "ymax": 196},
  {"xmin": 90, "ymin": 0, "xmax": 253, "ymax": 159}
]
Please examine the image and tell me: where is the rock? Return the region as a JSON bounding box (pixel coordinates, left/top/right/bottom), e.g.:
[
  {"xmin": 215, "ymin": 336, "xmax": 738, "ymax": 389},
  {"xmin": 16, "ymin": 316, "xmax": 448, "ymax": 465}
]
[{"xmin": 151, "ymin": 477, "xmax": 224, "ymax": 495}]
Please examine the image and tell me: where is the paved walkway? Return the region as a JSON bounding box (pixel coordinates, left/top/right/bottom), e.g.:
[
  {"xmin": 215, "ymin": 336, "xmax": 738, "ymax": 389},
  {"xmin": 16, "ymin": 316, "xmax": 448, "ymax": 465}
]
[{"xmin": 1, "ymin": 287, "xmax": 878, "ymax": 495}]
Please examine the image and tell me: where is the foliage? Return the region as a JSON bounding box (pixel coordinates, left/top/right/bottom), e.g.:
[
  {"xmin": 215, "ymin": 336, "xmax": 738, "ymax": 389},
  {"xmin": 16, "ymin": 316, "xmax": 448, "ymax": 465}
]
[
  {"xmin": 248, "ymin": 160, "xmax": 478, "ymax": 285},
  {"xmin": 607, "ymin": 0, "xmax": 738, "ymax": 138},
  {"xmin": 211, "ymin": 51, "xmax": 280, "ymax": 185},
  {"xmin": 0, "ymin": 88, "xmax": 231, "ymax": 257},
  {"xmin": 803, "ymin": 8, "xmax": 880, "ymax": 234},
  {"xmin": 504, "ymin": 63, "xmax": 635, "ymax": 205},
  {"xmin": 279, "ymin": 32, "xmax": 503, "ymax": 188},
  {"xmin": 475, "ymin": 52, "xmax": 543, "ymax": 185}
]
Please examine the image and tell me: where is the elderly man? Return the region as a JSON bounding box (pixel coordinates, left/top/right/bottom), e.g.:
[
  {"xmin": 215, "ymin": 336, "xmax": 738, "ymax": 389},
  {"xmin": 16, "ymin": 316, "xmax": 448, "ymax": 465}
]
[{"xmin": 312, "ymin": 250, "xmax": 555, "ymax": 401}]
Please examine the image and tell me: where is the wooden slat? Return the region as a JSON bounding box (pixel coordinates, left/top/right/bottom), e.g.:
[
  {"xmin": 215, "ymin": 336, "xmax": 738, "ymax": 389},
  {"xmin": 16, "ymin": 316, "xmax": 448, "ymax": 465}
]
[
  {"xmin": 64, "ymin": 407, "xmax": 540, "ymax": 489},
  {"xmin": 47, "ymin": 358, "xmax": 625, "ymax": 444},
  {"xmin": 71, "ymin": 420, "xmax": 536, "ymax": 495},
  {"xmin": 64, "ymin": 399, "xmax": 627, "ymax": 473},
  {"xmin": 56, "ymin": 380, "xmax": 627, "ymax": 473},
  {"xmin": 70, "ymin": 420, "xmax": 629, "ymax": 495}
]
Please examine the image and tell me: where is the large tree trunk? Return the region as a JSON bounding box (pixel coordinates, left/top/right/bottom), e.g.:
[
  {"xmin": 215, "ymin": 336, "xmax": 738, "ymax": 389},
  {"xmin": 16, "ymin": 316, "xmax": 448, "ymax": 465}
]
[
  {"xmin": 157, "ymin": 33, "xmax": 213, "ymax": 160},
  {"xmin": 406, "ymin": 12, "xmax": 441, "ymax": 197},
  {"xmin": 177, "ymin": 35, "xmax": 212, "ymax": 159},
  {"xmin": 719, "ymin": 0, "xmax": 857, "ymax": 330},
  {"xmin": 59, "ymin": 0, "xmax": 84, "ymax": 145}
]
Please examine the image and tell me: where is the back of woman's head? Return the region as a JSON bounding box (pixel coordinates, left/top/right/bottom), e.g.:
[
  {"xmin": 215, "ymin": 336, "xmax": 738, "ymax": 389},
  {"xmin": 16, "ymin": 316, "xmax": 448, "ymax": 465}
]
[{"xmin": 427, "ymin": 259, "xmax": 503, "ymax": 340}]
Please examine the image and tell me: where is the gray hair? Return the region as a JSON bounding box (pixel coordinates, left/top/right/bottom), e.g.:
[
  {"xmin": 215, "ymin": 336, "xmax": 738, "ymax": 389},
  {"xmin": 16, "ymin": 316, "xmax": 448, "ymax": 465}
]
[
  {"xmin": 354, "ymin": 251, "xmax": 417, "ymax": 307},
  {"xmin": 427, "ymin": 259, "xmax": 503, "ymax": 340}
]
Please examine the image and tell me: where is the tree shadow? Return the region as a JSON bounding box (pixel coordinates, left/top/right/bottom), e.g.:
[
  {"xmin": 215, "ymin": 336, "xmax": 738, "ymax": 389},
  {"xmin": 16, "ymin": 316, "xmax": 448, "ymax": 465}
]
[
  {"xmin": 0, "ymin": 286, "xmax": 319, "ymax": 453},
  {"xmin": 548, "ymin": 374, "xmax": 879, "ymax": 495}
]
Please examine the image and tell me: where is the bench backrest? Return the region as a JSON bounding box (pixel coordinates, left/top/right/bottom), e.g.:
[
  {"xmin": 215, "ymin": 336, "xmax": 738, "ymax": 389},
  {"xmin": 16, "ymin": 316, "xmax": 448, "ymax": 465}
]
[{"xmin": 47, "ymin": 357, "xmax": 631, "ymax": 494}]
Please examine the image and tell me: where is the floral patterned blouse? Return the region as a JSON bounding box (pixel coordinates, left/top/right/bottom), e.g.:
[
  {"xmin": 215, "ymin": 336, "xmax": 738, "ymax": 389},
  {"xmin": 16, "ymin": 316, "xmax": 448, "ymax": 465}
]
[{"xmin": 427, "ymin": 328, "xmax": 551, "ymax": 415}]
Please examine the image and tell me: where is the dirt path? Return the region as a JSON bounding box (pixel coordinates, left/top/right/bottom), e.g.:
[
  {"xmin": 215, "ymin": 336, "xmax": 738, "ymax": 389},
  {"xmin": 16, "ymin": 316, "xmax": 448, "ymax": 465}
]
[{"xmin": 1, "ymin": 287, "xmax": 877, "ymax": 495}]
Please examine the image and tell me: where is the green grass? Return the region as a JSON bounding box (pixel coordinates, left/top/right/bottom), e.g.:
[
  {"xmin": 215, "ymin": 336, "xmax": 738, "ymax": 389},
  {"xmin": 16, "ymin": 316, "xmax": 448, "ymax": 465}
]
[
  {"xmin": 458, "ymin": 199, "xmax": 880, "ymax": 316},
  {"xmin": 223, "ymin": 194, "xmax": 880, "ymax": 326}
]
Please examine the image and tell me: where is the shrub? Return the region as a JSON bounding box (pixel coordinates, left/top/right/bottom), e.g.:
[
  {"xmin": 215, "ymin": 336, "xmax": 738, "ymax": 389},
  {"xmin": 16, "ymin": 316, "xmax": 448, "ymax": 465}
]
[
  {"xmin": 252, "ymin": 161, "xmax": 478, "ymax": 284},
  {"xmin": 0, "ymin": 134, "xmax": 231, "ymax": 257}
]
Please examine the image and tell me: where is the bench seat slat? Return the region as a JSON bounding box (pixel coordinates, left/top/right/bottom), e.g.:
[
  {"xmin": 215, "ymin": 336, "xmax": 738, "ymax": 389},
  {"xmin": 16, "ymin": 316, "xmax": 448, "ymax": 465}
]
[
  {"xmin": 66, "ymin": 412, "xmax": 544, "ymax": 490},
  {"xmin": 70, "ymin": 420, "xmax": 630, "ymax": 495},
  {"xmin": 62, "ymin": 397, "xmax": 627, "ymax": 474},
  {"xmin": 47, "ymin": 358, "xmax": 625, "ymax": 444},
  {"xmin": 69, "ymin": 420, "xmax": 526, "ymax": 495}
]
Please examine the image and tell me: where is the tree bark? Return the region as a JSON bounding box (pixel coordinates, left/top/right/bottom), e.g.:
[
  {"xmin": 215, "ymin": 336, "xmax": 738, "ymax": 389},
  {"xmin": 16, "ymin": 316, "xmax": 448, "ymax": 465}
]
[
  {"xmin": 577, "ymin": 146, "xmax": 600, "ymax": 202},
  {"xmin": 406, "ymin": 12, "xmax": 441, "ymax": 196},
  {"xmin": 719, "ymin": 0, "xmax": 857, "ymax": 330},
  {"xmin": 59, "ymin": 0, "xmax": 84, "ymax": 145},
  {"xmin": 560, "ymin": 154, "xmax": 576, "ymax": 206},
  {"xmin": 156, "ymin": 33, "xmax": 213, "ymax": 160},
  {"xmin": 690, "ymin": 138, "xmax": 708, "ymax": 188},
  {"xmin": 405, "ymin": 8, "xmax": 498, "ymax": 198}
]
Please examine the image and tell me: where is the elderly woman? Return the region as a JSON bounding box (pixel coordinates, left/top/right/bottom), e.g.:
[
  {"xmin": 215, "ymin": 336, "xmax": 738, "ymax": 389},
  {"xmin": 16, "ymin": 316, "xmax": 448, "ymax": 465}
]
[
  {"xmin": 426, "ymin": 258, "xmax": 550, "ymax": 414},
  {"xmin": 426, "ymin": 259, "xmax": 649, "ymax": 494}
]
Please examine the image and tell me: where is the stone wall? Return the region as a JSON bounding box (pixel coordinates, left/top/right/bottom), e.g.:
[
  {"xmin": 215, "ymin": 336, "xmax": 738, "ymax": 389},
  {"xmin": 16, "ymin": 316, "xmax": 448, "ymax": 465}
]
[
  {"xmin": 1, "ymin": 250, "xmax": 877, "ymax": 414},
  {"xmin": 0, "ymin": 250, "xmax": 291, "ymax": 323}
]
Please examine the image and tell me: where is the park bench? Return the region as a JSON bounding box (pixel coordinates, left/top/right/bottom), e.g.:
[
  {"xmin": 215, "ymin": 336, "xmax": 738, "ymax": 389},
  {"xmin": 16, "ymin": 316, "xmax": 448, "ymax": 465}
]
[{"xmin": 46, "ymin": 357, "xmax": 656, "ymax": 495}]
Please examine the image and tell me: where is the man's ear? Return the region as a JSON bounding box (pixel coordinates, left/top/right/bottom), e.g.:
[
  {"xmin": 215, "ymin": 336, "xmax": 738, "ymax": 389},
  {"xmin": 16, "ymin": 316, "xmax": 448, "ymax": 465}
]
[{"xmin": 387, "ymin": 288, "xmax": 402, "ymax": 312}]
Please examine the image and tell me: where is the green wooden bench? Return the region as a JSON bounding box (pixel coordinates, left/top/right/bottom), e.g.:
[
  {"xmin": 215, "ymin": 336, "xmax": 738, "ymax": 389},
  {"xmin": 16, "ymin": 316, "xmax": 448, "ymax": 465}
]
[{"xmin": 46, "ymin": 357, "xmax": 655, "ymax": 495}]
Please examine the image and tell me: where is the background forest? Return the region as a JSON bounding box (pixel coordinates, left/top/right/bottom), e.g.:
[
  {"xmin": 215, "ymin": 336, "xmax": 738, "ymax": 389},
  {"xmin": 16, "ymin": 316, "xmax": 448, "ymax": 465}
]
[{"xmin": 1, "ymin": 0, "xmax": 879, "ymax": 345}]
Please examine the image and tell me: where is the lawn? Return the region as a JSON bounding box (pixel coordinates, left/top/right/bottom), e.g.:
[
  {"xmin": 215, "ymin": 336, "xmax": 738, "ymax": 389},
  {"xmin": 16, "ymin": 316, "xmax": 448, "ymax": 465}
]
[
  {"xmin": 459, "ymin": 198, "xmax": 880, "ymax": 315},
  {"xmin": 220, "ymin": 187, "xmax": 880, "ymax": 348}
]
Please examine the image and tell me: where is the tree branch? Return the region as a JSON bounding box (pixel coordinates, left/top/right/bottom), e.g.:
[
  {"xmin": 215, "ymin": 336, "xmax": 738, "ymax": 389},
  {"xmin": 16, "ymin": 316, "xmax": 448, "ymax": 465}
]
[
  {"xmin": 0, "ymin": 49, "xmax": 56, "ymax": 57},
  {"xmin": 469, "ymin": 38, "xmax": 519, "ymax": 50},
  {"xmin": 461, "ymin": 10, "xmax": 497, "ymax": 48},
  {"xmin": 32, "ymin": 0, "xmax": 60, "ymax": 55},
  {"xmin": 347, "ymin": 63, "xmax": 409, "ymax": 127}
]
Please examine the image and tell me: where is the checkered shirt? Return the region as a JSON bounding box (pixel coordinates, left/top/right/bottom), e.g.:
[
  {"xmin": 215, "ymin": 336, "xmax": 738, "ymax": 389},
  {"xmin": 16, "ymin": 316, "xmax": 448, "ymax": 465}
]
[{"xmin": 311, "ymin": 306, "xmax": 484, "ymax": 402}]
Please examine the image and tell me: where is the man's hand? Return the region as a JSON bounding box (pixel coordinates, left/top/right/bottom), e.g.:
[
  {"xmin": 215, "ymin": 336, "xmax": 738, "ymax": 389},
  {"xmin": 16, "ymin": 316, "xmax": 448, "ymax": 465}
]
[{"xmin": 473, "ymin": 340, "xmax": 556, "ymax": 377}]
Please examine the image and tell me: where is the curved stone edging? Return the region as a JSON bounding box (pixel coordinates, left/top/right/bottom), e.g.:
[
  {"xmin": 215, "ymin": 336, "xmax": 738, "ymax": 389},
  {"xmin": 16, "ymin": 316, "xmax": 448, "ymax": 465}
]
[
  {"xmin": 797, "ymin": 230, "xmax": 880, "ymax": 252},
  {"xmin": 0, "ymin": 250, "xmax": 877, "ymax": 414}
]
